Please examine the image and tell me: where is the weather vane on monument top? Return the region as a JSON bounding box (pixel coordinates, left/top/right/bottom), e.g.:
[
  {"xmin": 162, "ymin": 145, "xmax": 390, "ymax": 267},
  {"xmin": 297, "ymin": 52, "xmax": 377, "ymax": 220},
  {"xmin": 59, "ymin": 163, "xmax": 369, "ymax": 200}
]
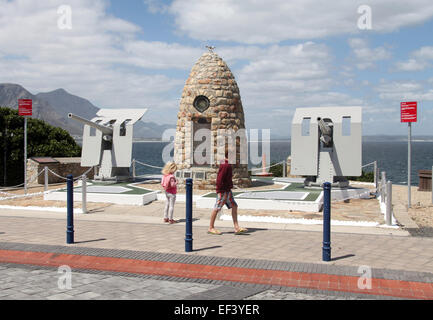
[{"xmin": 206, "ymin": 45, "xmax": 216, "ymax": 53}]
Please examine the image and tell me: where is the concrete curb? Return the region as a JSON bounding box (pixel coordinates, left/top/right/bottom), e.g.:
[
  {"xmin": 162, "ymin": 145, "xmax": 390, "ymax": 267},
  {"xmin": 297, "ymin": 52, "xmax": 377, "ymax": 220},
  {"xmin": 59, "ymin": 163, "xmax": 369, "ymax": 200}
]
[{"xmin": 0, "ymin": 208, "xmax": 410, "ymax": 236}]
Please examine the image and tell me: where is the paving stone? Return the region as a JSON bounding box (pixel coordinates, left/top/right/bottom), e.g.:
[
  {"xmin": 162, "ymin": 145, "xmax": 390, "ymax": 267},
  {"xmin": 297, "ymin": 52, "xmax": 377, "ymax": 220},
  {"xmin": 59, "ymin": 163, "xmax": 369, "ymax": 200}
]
[
  {"xmin": 71, "ymin": 292, "xmax": 101, "ymax": 300},
  {"xmin": 46, "ymin": 293, "xmax": 74, "ymax": 300},
  {"xmin": 2, "ymin": 293, "xmax": 35, "ymax": 300}
]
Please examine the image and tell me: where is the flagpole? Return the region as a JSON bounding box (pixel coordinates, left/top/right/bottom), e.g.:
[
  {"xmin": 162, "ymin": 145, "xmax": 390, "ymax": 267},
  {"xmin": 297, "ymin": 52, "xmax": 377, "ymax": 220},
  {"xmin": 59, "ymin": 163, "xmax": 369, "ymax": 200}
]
[
  {"xmin": 24, "ymin": 116, "xmax": 27, "ymax": 195},
  {"xmin": 408, "ymin": 122, "xmax": 411, "ymax": 209}
]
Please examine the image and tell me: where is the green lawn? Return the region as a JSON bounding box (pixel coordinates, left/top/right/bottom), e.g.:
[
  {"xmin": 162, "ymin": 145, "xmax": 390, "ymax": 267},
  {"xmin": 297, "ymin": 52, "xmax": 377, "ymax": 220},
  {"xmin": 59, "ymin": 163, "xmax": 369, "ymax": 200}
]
[
  {"xmin": 59, "ymin": 182, "xmax": 154, "ymax": 195},
  {"xmin": 203, "ymin": 182, "xmax": 321, "ymax": 202}
]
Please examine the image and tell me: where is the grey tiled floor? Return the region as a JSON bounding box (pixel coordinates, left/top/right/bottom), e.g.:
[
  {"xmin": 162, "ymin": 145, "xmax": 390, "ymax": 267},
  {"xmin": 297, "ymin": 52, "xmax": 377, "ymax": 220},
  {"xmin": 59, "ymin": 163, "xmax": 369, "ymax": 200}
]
[
  {"xmin": 0, "ymin": 265, "xmax": 216, "ymax": 300},
  {"xmin": 0, "ymin": 264, "xmax": 392, "ymax": 300},
  {"xmin": 0, "ymin": 215, "xmax": 432, "ymax": 273}
]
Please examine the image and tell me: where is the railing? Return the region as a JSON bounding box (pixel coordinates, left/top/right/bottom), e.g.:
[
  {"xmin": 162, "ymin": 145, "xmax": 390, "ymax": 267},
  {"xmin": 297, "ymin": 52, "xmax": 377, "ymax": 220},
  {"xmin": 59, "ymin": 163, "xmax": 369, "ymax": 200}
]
[
  {"xmin": 361, "ymin": 160, "xmax": 378, "ymax": 189},
  {"xmin": 0, "ymin": 166, "xmax": 94, "ymax": 214},
  {"xmin": 250, "ymin": 160, "xmax": 286, "ymax": 175},
  {"xmin": 131, "ymin": 159, "xmax": 164, "ymax": 180}
]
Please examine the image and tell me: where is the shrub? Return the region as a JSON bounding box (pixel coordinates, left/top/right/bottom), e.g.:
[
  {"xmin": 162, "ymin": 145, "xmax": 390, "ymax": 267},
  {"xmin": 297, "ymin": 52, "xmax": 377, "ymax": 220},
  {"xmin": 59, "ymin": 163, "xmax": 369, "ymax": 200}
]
[{"xmin": 0, "ymin": 107, "xmax": 81, "ymax": 186}]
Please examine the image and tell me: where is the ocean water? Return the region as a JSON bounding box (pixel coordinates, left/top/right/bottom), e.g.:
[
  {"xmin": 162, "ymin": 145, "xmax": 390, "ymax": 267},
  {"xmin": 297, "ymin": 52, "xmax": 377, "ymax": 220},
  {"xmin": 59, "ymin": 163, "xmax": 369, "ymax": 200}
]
[{"xmin": 132, "ymin": 141, "xmax": 433, "ymax": 186}]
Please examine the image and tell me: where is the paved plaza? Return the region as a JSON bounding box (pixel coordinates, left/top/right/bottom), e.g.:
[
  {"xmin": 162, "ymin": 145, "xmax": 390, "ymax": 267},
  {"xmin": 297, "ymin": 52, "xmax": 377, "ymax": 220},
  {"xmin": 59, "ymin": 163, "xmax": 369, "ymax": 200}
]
[
  {"xmin": 0, "ymin": 263, "xmax": 379, "ymax": 300},
  {"xmin": 0, "ymin": 212, "xmax": 431, "ymax": 273},
  {"xmin": 0, "ymin": 203, "xmax": 432, "ymax": 300}
]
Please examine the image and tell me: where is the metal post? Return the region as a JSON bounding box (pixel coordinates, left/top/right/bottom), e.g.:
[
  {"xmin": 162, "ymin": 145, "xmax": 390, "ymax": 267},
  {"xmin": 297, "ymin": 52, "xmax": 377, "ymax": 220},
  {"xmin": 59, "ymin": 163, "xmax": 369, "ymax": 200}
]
[
  {"xmin": 82, "ymin": 175, "xmax": 87, "ymax": 214},
  {"xmin": 408, "ymin": 122, "xmax": 412, "ymax": 209},
  {"xmin": 44, "ymin": 166, "xmax": 48, "ymax": 192},
  {"xmin": 386, "ymin": 181, "xmax": 393, "ymax": 226},
  {"xmin": 24, "ymin": 117, "xmax": 27, "ymax": 194},
  {"xmin": 3, "ymin": 127, "xmax": 7, "ymax": 187},
  {"xmin": 376, "ymin": 165, "xmax": 380, "ymax": 194},
  {"xmin": 283, "ymin": 160, "xmax": 287, "ymax": 178},
  {"xmin": 185, "ymin": 178, "xmax": 193, "ymax": 252},
  {"xmin": 322, "ymin": 182, "xmax": 331, "ymax": 262},
  {"xmin": 374, "ymin": 161, "xmax": 377, "ymax": 189},
  {"xmin": 381, "ymin": 172, "xmax": 386, "ymax": 203},
  {"xmin": 66, "ymin": 174, "xmax": 74, "ymax": 244},
  {"xmin": 132, "ymin": 159, "xmax": 136, "ymax": 181}
]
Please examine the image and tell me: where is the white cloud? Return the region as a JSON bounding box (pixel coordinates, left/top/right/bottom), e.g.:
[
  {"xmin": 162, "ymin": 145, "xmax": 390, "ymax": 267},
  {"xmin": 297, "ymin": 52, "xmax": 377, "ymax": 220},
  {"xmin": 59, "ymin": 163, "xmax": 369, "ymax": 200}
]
[
  {"xmin": 363, "ymin": 106, "xmax": 396, "ymax": 114},
  {"xmin": 1, "ymin": 0, "xmax": 430, "ymax": 135},
  {"xmin": 348, "ymin": 38, "xmax": 391, "ymax": 70},
  {"xmin": 395, "ymin": 59, "xmax": 428, "ymax": 71},
  {"xmin": 219, "ymin": 43, "xmax": 342, "ymax": 108},
  {"xmin": 144, "ymin": 0, "xmax": 169, "ymax": 14},
  {"xmin": 395, "ymin": 46, "xmax": 433, "ymax": 71},
  {"xmin": 413, "ymin": 46, "xmax": 433, "ymax": 60},
  {"xmin": 376, "ymin": 80, "xmax": 433, "ymax": 101},
  {"xmin": 210, "ymin": 43, "xmax": 366, "ymax": 132},
  {"xmin": 169, "ymin": 0, "xmax": 433, "ymax": 44},
  {"xmin": 0, "ymin": 0, "xmax": 195, "ymax": 119},
  {"xmin": 124, "ymin": 41, "xmax": 202, "ymax": 70}
]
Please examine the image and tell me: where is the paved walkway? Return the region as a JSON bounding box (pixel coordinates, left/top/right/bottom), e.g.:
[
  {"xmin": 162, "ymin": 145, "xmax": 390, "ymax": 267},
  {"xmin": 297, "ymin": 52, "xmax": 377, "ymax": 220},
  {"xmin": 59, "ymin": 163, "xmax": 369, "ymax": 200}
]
[
  {"xmin": 0, "ymin": 263, "xmax": 390, "ymax": 300},
  {"xmin": 0, "ymin": 208, "xmax": 432, "ymax": 299}
]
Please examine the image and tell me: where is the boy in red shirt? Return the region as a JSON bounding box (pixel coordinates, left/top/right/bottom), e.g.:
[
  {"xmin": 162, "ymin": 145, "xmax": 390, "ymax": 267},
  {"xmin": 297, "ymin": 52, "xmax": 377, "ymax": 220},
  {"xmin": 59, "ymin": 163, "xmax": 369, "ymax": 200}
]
[{"xmin": 208, "ymin": 151, "xmax": 248, "ymax": 235}]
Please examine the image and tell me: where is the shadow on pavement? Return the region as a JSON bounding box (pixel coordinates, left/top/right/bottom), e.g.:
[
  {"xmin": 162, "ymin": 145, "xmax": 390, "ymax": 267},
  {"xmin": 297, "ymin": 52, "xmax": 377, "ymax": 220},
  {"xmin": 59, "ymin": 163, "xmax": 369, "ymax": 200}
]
[
  {"xmin": 221, "ymin": 228, "xmax": 267, "ymax": 236},
  {"xmin": 73, "ymin": 238, "xmax": 107, "ymax": 244},
  {"xmin": 404, "ymin": 227, "xmax": 433, "ymax": 238},
  {"xmin": 331, "ymin": 254, "xmax": 356, "ymax": 262},
  {"xmin": 177, "ymin": 218, "xmax": 199, "ymax": 223},
  {"xmin": 193, "ymin": 245, "xmax": 223, "ymax": 252},
  {"xmin": 87, "ymin": 206, "xmax": 113, "ymax": 214}
]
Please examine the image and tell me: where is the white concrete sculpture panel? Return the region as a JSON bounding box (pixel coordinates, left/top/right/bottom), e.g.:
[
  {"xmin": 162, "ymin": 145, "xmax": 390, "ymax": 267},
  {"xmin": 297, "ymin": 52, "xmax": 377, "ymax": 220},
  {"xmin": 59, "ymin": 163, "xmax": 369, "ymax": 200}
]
[
  {"xmin": 291, "ymin": 107, "xmax": 362, "ymax": 187},
  {"xmin": 69, "ymin": 109, "xmax": 147, "ymax": 181}
]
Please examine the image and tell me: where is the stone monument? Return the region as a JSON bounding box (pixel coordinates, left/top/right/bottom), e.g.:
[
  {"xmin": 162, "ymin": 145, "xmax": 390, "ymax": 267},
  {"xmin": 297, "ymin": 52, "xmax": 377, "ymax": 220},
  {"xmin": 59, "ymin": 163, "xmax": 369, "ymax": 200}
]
[{"xmin": 174, "ymin": 48, "xmax": 251, "ymax": 189}]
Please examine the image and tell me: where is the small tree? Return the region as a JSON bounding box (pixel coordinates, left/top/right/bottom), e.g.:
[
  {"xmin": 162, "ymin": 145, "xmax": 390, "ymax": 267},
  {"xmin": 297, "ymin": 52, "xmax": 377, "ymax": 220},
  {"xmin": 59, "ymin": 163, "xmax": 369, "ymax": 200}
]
[
  {"xmin": 0, "ymin": 107, "xmax": 81, "ymax": 186},
  {"xmin": 348, "ymin": 171, "xmax": 374, "ymax": 183},
  {"xmin": 269, "ymin": 162, "xmax": 283, "ymax": 177}
]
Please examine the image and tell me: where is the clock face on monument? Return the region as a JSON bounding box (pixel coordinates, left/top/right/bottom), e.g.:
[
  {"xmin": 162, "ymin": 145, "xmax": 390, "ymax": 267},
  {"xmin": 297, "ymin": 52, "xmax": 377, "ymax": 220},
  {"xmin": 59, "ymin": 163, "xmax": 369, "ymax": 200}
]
[{"xmin": 193, "ymin": 96, "xmax": 210, "ymax": 113}]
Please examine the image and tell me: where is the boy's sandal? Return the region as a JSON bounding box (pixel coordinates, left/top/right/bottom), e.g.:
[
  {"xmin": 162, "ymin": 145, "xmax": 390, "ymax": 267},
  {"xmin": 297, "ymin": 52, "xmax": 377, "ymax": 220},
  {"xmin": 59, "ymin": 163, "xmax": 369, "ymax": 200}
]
[
  {"xmin": 169, "ymin": 219, "xmax": 179, "ymax": 224},
  {"xmin": 207, "ymin": 229, "xmax": 222, "ymax": 235},
  {"xmin": 164, "ymin": 218, "xmax": 169, "ymax": 223},
  {"xmin": 234, "ymin": 228, "xmax": 248, "ymax": 235}
]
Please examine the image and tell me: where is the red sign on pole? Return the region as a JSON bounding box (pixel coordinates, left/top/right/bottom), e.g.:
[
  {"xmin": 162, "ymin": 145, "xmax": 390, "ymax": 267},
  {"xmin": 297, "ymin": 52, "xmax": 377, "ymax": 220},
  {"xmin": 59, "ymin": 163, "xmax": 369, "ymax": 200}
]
[
  {"xmin": 401, "ymin": 101, "xmax": 417, "ymax": 123},
  {"xmin": 18, "ymin": 99, "xmax": 32, "ymax": 116}
]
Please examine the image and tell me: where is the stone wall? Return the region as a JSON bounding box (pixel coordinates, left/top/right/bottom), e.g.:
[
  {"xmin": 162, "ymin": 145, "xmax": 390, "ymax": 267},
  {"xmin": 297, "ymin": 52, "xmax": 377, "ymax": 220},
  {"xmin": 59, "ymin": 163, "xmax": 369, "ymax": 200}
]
[
  {"xmin": 27, "ymin": 158, "xmax": 95, "ymax": 186},
  {"xmin": 286, "ymin": 156, "xmax": 302, "ymax": 178}
]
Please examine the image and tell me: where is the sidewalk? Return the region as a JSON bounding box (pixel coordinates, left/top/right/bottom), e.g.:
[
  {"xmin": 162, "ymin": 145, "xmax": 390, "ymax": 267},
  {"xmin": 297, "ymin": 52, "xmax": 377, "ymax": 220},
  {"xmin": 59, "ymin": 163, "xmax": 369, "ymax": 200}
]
[{"xmin": 0, "ymin": 206, "xmax": 432, "ymax": 299}]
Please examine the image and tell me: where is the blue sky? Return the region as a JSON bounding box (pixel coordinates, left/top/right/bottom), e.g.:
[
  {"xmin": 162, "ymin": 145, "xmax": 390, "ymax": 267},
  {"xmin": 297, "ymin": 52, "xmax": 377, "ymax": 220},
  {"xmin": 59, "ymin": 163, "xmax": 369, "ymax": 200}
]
[{"xmin": 1, "ymin": 0, "xmax": 433, "ymax": 137}]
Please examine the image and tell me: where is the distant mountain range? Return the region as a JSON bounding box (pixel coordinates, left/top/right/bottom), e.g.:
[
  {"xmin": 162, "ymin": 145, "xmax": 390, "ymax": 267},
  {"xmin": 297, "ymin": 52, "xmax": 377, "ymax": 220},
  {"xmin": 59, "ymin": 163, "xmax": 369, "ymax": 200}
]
[
  {"xmin": 2, "ymin": 84, "xmax": 432, "ymax": 142},
  {"xmin": 0, "ymin": 83, "xmax": 173, "ymax": 139}
]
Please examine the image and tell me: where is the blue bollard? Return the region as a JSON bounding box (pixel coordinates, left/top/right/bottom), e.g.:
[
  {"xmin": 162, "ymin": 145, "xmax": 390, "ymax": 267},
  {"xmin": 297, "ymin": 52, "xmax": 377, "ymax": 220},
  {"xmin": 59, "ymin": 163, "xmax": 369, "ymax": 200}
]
[
  {"xmin": 322, "ymin": 182, "xmax": 331, "ymax": 262},
  {"xmin": 66, "ymin": 174, "xmax": 74, "ymax": 244},
  {"xmin": 185, "ymin": 178, "xmax": 193, "ymax": 252}
]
